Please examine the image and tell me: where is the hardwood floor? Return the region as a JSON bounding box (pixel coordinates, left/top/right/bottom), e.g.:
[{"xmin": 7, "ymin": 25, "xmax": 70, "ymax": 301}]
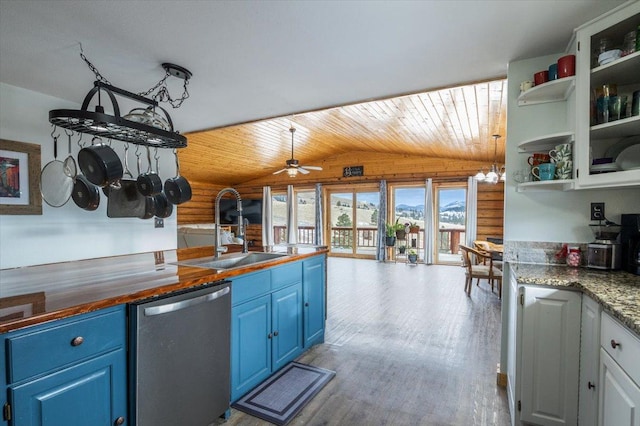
[{"xmin": 225, "ymin": 258, "xmax": 511, "ymax": 426}]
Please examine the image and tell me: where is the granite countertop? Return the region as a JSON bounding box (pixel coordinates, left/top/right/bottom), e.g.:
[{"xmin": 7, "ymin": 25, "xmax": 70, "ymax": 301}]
[
  {"xmin": 0, "ymin": 246, "xmax": 327, "ymax": 333},
  {"xmin": 512, "ymin": 263, "xmax": 640, "ymax": 336}
]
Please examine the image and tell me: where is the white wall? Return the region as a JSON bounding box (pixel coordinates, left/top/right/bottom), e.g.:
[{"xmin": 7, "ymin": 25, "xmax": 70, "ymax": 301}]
[
  {"xmin": 504, "ymin": 55, "xmax": 640, "ymax": 244},
  {"xmin": 0, "ymin": 83, "xmax": 178, "ymax": 269}
]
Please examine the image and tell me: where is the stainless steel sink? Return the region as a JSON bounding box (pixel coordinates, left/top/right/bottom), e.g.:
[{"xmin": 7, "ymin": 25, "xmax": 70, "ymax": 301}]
[{"xmin": 175, "ymin": 252, "xmax": 287, "ymax": 270}]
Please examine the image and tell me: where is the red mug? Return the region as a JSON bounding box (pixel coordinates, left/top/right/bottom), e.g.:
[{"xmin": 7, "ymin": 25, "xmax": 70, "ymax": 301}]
[
  {"xmin": 528, "ymin": 153, "xmax": 551, "ymax": 166},
  {"xmin": 557, "ymin": 55, "xmax": 576, "ymax": 78},
  {"xmin": 534, "ymin": 70, "xmax": 549, "ymax": 86}
]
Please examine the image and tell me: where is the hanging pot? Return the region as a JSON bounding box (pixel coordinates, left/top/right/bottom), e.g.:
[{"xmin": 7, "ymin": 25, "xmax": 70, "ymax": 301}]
[
  {"xmin": 153, "ymin": 192, "xmax": 173, "ymax": 218},
  {"xmin": 139, "ymin": 195, "xmax": 156, "ymax": 219},
  {"xmin": 78, "ymin": 137, "xmax": 123, "ymax": 187},
  {"xmin": 71, "ymin": 174, "xmax": 100, "ymax": 211},
  {"xmin": 164, "ymin": 149, "xmax": 192, "ymax": 205},
  {"xmin": 134, "ymin": 148, "xmax": 156, "ymax": 219},
  {"xmin": 40, "ymin": 132, "xmax": 73, "ymax": 207},
  {"xmin": 136, "ymin": 146, "xmax": 163, "ymax": 196}
]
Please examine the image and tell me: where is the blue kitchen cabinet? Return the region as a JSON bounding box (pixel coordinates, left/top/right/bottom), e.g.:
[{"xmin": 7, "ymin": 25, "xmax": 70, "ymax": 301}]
[
  {"xmin": 272, "ymin": 283, "xmax": 303, "ymax": 371},
  {"xmin": 231, "ymin": 293, "xmax": 272, "ymax": 402},
  {"xmin": 303, "ymin": 255, "xmax": 326, "ymax": 348},
  {"xmin": 2, "ymin": 305, "xmax": 127, "ymax": 426},
  {"xmin": 231, "ymin": 260, "xmax": 309, "ymax": 402}
]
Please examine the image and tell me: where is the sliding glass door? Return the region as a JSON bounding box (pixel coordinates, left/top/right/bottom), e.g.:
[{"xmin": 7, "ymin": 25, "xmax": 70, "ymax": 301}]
[
  {"xmin": 434, "ymin": 185, "xmax": 466, "ymax": 264},
  {"xmin": 328, "ymin": 188, "xmax": 378, "ymax": 258}
]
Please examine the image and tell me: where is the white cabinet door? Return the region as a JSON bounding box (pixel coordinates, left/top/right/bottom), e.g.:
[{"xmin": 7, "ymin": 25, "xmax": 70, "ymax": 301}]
[
  {"xmin": 599, "ymin": 349, "xmax": 640, "ymax": 426},
  {"xmin": 579, "ymin": 295, "xmax": 601, "ymax": 426},
  {"xmin": 520, "ymin": 286, "xmax": 582, "ymax": 426}
]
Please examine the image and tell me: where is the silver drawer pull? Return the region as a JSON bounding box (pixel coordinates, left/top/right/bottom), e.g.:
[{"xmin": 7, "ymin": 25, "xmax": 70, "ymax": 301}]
[
  {"xmin": 71, "ymin": 336, "xmax": 84, "ymax": 347},
  {"xmin": 114, "ymin": 416, "xmax": 125, "ymax": 425},
  {"xmin": 610, "ymin": 339, "xmax": 621, "ymax": 349}
]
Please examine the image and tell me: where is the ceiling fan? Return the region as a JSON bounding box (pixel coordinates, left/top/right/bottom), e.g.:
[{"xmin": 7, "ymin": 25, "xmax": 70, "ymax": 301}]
[{"xmin": 273, "ymin": 126, "xmax": 323, "ymax": 177}]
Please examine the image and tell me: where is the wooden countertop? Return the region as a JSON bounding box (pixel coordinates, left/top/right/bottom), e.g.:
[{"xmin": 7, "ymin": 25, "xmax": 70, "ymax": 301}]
[{"xmin": 0, "ymin": 246, "xmax": 327, "ymax": 333}]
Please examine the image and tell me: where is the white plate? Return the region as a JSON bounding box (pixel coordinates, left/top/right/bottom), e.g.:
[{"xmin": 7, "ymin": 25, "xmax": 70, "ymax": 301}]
[
  {"xmin": 590, "ymin": 163, "xmax": 619, "ymax": 173},
  {"xmin": 605, "ymin": 135, "xmax": 640, "ymax": 159},
  {"xmin": 615, "ymin": 144, "xmax": 640, "ymax": 171}
]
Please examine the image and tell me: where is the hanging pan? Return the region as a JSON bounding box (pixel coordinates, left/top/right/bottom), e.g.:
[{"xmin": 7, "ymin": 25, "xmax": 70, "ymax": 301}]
[
  {"xmin": 151, "ymin": 154, "xmax": 173, "ymax": 219},
  {"xmin": 136, "ymin": 146, "xmax": 163, "ymax": 196},
  {"xmin": 165, "ymin": 149, "xmax": 192, "ymax": 205},
  {"xmin": 107, "ymin": 144, "xmax": 146, "ymax": 218},
  {"xmin": 78, "ymin": 137, "xmax": 123, "ymax": 187},
  {"xmin": 40, "ymin": 129, "xmax": 73, "ymax": 207},
  {"xmin": 135, "ymin": 147, "xmax": 155, "ymax": 219},
  {"xmin": 71, "ymin": 174, "xmax": 100, "ymax": 211}
]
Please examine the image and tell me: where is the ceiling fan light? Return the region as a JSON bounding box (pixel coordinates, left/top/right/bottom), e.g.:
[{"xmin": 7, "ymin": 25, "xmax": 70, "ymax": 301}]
[
  {"xmin": 474, "ymin": 170, "xmax": 486, "ymax": 180},
  {"xmin": 287, "ymin": 168, "xmax": 298, "ymax": 177}
]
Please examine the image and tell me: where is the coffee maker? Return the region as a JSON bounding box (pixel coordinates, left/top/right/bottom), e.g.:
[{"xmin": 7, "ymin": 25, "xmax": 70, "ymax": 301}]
[
  {"xmin": 620, "ymin": 214, "xmax": 640, "ymax": 275},
  {"xmin": 587, "ymin": 222, "xmax": 621, "ymax": 270}
]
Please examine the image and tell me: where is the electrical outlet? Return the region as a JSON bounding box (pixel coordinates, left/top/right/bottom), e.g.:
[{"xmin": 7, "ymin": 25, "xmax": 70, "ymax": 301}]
[
  {"xmin": 154, "ymin": 218, "xmax": 164, "ymax": 228},
  {"xmin": 591, "ymin": 202, "xmax": 605, "ymax": 221}
]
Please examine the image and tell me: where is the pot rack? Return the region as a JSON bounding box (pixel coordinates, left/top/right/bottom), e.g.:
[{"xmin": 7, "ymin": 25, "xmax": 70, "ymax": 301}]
[{"xmin": 49, "ymin": 80, "xmax": 187, "ymax": 149}]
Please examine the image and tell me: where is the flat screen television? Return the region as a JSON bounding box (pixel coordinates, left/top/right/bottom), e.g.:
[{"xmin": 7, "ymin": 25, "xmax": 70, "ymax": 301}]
[{"xmin": 218, "ymin": 199, "xmax": 263, "ymax": 224}]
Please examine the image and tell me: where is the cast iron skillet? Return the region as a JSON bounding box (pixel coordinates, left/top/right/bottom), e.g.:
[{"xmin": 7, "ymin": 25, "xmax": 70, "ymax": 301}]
[
  {"xmin": 164, "ymin": 149, "xmax": 192, "ymax": 205},
  {"xmin": 78, "ymin": 137, "xmax": 123, "ymax": 187}
]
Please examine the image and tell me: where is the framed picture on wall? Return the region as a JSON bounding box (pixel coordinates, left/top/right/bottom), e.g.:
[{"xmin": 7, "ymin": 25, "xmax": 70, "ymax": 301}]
[{"xmin": 0, "ymin": 139, "xmax": 42, "ymax": 215}]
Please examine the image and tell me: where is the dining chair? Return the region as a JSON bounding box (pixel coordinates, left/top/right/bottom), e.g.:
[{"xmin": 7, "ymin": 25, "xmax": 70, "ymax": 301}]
[
  {"xmin": 459, "ymin": 244, "xmax": 502, "ymax": 298},
  {"xmin": 474, "ymin": 239, "xmax": 504, "ymax": 270}
]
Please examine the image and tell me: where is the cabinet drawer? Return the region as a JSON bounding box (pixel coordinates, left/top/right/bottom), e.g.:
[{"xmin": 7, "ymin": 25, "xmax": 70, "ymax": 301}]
[
  {"xmin": 6, "ymin": 306, "xmax": 125, "ymax": 383},
  {"xmin": 232, "ymin": 270, "xmax": 271, "ymax": 305},
  {"xmin": 601, "ymin": 312, "xmax": 640, "ymax": 386},
  {"xmin": 271, "ymin": 262, "xmax": 302, "ymax": 290}
]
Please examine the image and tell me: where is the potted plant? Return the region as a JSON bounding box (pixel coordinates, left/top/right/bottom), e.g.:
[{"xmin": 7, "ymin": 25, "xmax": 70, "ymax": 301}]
[
  {"xmin": 398, "ymin": 245, "xmax": 406, "ymax": 254},
  {"xmin": 394, "ymin": 219, "xmax": 406, "ymax": 240},
  {"xmin": 385, "ymin": 222, "xmax": 397, "ymax": 246},
  {"xmin": 408, "ymin": 249, "xmax": 418, "ymax": 264},
  {"xmin": 408, "ymin": 222, "xmax": 420, "ymax": 233}
]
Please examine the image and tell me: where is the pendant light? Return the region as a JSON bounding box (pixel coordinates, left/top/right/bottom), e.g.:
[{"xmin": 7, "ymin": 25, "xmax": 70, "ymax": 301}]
[{"xmin": 473, "ymin": 134, "xmax": 504, "ymax": 184}]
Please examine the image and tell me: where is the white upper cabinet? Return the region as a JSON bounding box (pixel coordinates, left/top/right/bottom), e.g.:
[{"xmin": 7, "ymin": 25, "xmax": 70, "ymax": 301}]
[{"xmin": 574, "ymin": 1, "xmax": 640, "ymax": 189}]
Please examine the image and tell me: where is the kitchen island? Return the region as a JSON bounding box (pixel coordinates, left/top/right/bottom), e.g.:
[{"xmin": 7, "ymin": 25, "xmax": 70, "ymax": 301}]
[
  {"xmin": 0, "ymin": 245, "xmax": 328, "ymax": 333},
  {"xmin": 0, "ymin": 246, "xmax": 327, "ymax": 426}
]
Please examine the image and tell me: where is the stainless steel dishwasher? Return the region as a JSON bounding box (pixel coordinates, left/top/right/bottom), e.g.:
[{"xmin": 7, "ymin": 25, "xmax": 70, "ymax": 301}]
[{"xmin": 129, "ymin": 280, "xmax": 231, "ymax": 426}]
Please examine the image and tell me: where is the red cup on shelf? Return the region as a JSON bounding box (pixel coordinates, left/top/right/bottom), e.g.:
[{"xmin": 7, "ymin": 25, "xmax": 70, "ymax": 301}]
[
  {"xmin": 534, "ymin": 70, "xmax": 549, "ymax": 86},
  {"xmin": 557, "ymin": 54, "xmax": 576, "ymax": 77}
]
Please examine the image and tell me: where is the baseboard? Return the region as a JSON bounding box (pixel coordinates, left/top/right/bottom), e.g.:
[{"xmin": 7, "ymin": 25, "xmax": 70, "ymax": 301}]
[{"xmin": 496, "ymin": 363, "xmax": 507, "ymax": 388}]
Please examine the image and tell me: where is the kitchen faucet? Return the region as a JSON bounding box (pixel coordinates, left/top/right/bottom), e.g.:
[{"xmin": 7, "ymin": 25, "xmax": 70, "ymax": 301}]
[{"xmin": 214, "ymin": 188, "xmax": 245, "ymax": 258}]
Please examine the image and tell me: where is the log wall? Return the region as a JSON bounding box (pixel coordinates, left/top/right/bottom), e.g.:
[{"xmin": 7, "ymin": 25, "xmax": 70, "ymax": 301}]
[{"xmin": 178, "ymin": 151, "xmax": 504, "ymax": 244}]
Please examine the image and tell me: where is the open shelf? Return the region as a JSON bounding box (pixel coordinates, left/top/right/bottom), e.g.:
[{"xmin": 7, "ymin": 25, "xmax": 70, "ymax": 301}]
[
  {"xmin": 517, "ymin": 77, "xmax": 575, "ymax": 106},
  {"xmin": 518, "ymin": 131, "xmax": 574, "ymax": 153},
  {"xmin": 516, "ymin": 179, "xmax": 575, "ymax": 192}
]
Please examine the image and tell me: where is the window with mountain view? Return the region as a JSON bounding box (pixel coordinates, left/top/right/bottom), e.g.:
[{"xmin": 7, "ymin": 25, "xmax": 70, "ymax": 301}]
[{"xmin": 435, "ymin": 186, "xmax": 466, "ymax": 264}]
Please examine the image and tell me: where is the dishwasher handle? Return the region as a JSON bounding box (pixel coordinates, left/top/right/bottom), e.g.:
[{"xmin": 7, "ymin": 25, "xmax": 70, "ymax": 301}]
[{"xmin": 144, "ymin": 286, "xmax": 230, "ymax": 316}]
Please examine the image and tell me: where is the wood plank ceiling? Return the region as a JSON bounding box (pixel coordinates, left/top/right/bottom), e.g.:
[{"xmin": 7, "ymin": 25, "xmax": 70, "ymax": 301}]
[{"xmin": 182, "ymin": 78, "xmax": 507, "ymax": 186}]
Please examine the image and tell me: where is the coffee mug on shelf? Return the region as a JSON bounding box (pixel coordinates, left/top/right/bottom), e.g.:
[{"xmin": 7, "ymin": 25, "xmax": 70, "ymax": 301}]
[
  {"xmin": 555, "ymin": 160, "xmax": 573, "ymax": 180},
  {"xmin": 528, "ymin": 152, "xmax": 551, "ymax": 167},
  {"xmin": 520, "ymin": 81, "xmax": 533, "ymax": 92},
  {"xmin": 549, "ymin": 143, "xmax": 572, "ymax": 162},
  {"xmin": 531, "ymin": 163, "xmax": 556, "ymax": 181},
  {"xmin": 557, "ymin": 54, "xmax": 576, "ymax": 77},
  {"xmin": 534, "ymin": 70, "xmax": 549, "ymax": 86},
  {"xmin": 548, "ymin": 63, "xmax": 558, "ymax": 81}
]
